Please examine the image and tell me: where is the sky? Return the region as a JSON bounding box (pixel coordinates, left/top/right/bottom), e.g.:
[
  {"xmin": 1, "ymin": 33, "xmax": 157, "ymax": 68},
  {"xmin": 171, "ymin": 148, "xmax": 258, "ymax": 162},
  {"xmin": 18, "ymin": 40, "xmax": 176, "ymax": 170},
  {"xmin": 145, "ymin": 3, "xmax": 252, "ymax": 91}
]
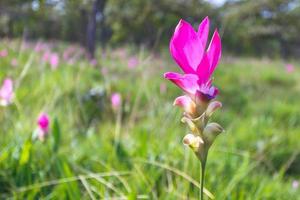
[{"xmin": 205, "ymin": 0, "xmax": 228, "ymax": 6}]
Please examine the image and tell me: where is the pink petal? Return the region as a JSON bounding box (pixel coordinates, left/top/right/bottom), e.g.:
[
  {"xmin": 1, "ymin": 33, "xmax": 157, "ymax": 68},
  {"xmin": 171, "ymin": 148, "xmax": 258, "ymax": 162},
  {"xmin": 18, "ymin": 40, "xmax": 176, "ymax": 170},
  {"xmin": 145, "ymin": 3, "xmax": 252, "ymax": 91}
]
[
  {"xmin": 206, "ymin": 30, "xmax": 222, "ymax": 75},
  {"xmin": 170, "ymin": 19, "xmax": 204, "ymax": 73},
  {"xmin": 37, "ymin": 113, "xmax": 50, "ymax": 133},
  {"xmin": 111, "ymin": 93, "xmax": 122, "ymax": 110},
  {"xmin": 50, "ymin": 53, "xmax": 59, "ymax": 69},
  {"xmin": 196, "ymin": 53, "xmax": 211, "ymax": 84},
  {"xmin": 0, "ymin": 78, "xmax": 13, "ymax": 105},
  {"xmin": 173, "ymin": 95, "xmax": 196, "ymax": 115},
  {"xmin": 197, "ymin": 16, "xmax": 210, "ymax": 49},
  {"xmin": 164, "ymin": 72, "xmax": 199, "ymax": 94}
]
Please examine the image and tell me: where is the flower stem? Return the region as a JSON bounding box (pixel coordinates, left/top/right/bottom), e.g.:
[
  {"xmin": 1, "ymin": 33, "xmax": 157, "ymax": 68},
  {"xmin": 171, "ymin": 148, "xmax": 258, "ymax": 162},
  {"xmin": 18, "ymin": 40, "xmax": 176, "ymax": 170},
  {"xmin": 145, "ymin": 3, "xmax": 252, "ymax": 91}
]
[{"xmin": 200, "ymin": 151, "xmax": 208, "ymax": 200}]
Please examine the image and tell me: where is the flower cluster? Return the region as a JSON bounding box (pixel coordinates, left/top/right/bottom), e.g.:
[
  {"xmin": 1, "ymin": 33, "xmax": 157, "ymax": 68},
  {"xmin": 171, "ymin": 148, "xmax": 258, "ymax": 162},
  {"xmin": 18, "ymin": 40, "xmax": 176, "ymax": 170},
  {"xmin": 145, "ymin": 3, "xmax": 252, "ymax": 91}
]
[
  {"xmin": 37, "ymin": 113, "xmax": 50, "ymax": 141},
  {"xmin": 164, "ymin": 17, "xmax": 224, "ymax": 162},
  {"xmin": 0, "ymin": 78, "xmax": 14, "ymax": 106}
]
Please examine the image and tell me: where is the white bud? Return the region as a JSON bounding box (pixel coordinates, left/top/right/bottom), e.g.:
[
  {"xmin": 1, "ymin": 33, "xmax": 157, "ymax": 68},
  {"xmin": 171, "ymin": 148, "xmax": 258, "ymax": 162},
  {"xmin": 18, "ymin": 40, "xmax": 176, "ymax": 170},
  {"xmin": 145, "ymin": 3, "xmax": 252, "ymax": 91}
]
[
  {"xmin": 203, "ymin": 122, "xmax": 224, "ymax": 147},
  {"xmin": 183, "ymin": 133, "xmax": 204, "ymax": 152},
  {"xmin": 206, "ymin": 101, "xmax": 222, "ymax": 118}
]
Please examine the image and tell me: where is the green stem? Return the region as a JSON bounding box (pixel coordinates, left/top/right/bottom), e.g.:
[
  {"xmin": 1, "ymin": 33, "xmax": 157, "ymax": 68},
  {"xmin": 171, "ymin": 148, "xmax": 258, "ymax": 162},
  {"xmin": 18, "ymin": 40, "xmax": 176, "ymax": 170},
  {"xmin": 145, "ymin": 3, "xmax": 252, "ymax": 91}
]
[{"xmin": 200, "ymin": 151, "xmax": 208, "ymax": 200}]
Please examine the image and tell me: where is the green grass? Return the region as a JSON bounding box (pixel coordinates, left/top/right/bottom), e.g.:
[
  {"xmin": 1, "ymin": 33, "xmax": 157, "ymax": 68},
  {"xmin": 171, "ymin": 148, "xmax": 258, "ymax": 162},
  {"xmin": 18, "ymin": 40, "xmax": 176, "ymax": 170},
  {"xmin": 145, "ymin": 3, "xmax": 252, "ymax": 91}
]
[{"xmin": 0, "ymin": 39, "xmax": 299, "ymax": 199}]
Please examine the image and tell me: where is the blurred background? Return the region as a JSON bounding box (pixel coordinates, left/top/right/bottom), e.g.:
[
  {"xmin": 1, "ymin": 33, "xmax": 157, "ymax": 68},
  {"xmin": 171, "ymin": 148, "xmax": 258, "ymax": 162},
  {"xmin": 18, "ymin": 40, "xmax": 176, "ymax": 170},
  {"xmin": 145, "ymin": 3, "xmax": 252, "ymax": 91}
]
[
  {"xmin": 1, "ymin": 0, "xmax": 300, "ymax": 58},
  {"xmin": 0, "ymin": 0, "xmax": 300, "ymax": 199}
]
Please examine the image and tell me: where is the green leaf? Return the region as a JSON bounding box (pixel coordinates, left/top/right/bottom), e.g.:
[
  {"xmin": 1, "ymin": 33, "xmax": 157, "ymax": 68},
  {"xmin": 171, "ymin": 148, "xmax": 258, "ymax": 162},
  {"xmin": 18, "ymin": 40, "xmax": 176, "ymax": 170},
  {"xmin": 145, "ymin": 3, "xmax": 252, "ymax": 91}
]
[
  {"xmin": 52, "ymin": 118, "xmax": 61, "ymax": 152},
  {"xmin": 19, "ymin": 140, "xmax": 32, "ymax": 166}
]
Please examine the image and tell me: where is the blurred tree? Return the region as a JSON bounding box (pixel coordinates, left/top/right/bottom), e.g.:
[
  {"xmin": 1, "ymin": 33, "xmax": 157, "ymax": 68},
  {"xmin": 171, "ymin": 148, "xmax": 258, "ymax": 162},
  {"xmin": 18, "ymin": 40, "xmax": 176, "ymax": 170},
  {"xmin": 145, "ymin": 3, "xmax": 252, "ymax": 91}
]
[
  {"xmin": 86, "ymin": 0, "xmax": 107, "ymax": 59},
  {"xmin": 221, "ymin": 0, "xmax": 300, "ymax": 57},
  {"xmin": 0, "ymin": 0, "xmax": 300, "ymax": 58}
]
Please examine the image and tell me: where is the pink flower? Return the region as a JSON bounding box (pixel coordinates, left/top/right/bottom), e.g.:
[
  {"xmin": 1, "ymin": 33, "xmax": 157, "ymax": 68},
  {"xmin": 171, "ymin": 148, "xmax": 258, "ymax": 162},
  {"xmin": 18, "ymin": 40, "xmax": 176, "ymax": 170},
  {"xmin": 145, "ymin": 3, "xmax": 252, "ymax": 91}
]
[
  {"xmin": 34, "ymin": 42, "xmax": 43, "ymax": 52},
  {"xmin": 128, "ymin": 56, "xmax": 138, "ymax": 69},
  {"xmin": 90, "ymin": 58, "xmax": 97, "ymax": 66},
  {"xmin": 285, "ymin": 63, "xmax": 294, "ymax": 73},
  {"xmin": 63, "ymin": 46, "xmax": 76, "ymax": 60},
  {"xmin": 42, "ymin": 51, "xmax": 50, "ymax": 62},
  {"xmin": 292, "ymin": 180, "xmax": 299, "ymax": 189},
  {"xmin": 111, "ymin": 93, "xmax": 122, "ymax": 110},
  {"xmin": 101, "ymin": 67, "xmax": 108, "ymax": 76},
  {"xmin": 164, "ymin": 17, "xmax": 221, "ymax": 101},
  {"xmin": 50, "ymin": 53, "xmax": 59, "ymax": 69},
  {"xmin": 0, "ymin": 78, "xmax": 13, "ymax": 106},
  {"xmin": 11, "ymin": 58, "xmax": 18, "ymax": 67},
  {"xmin": 160, "ymin": 83, "xmax": 167, "ymax": 94},
  {"xmin": 0, "ymin": 49, "xmax": 8, "ymax": 57},
  {"xmin": 37, "ymin": 113, "xmax": 50, "ymax": 141}
]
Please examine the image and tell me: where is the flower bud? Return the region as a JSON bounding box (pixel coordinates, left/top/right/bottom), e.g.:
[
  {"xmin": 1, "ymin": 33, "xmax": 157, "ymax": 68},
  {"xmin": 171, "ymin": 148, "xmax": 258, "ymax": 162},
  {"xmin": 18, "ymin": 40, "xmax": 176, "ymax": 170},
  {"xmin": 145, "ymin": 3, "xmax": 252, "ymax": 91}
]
[
  {"xmin": 203, "ymin": 122, "xmax": 224, "ymax": 147},
  {"xmin": 181, "ymin": 117, "xmax": 200, "ymax": 135},
  {"xmin": 206, "ymin": 101, "xmax": 222, "ymax": 118},
  {"xmin": 174, "ymin": 95, "xmax": 197, "ymax": 118},
  {"xmin": 183, "ymin": 133, "xmax": 204, "ymax": 152}
]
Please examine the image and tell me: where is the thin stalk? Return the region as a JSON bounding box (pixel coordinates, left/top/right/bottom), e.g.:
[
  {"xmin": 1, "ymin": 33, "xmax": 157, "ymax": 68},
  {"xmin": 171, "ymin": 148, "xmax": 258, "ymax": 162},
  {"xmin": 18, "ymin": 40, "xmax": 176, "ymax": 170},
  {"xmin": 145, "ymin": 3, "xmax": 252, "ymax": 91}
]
[
  {"xmin": 200, "ymin": 160, "xmax": 206, "ymax": 200},
  {"xmin": 200, "ymin": 151, "xmax": 208, "ymax": 200}
]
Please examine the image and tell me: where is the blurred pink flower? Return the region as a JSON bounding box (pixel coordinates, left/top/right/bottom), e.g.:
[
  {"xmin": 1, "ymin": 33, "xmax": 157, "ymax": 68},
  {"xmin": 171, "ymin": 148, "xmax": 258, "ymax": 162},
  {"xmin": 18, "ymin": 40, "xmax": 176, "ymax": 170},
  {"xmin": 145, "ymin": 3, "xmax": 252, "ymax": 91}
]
[
  {"xmin": 11, "ymin": 58, "xmax": 18, "ymax": 67},
  {"xmin": 34, "ymin": 42, "xmax": 43, "ymax": 52},
  {"xmin": 0, "ymin": 78, "xmax": 13, "ymax": 106},
  {"xmin": 160, "ymin": 83, "xmax": 167, "ymax": 94},
  {"xmin": 42, "ymin": 51, "xmax": 50, "ymax": 62},
  {"xmin": 90, "ymin": 58, "xmax": 97, "ymax": 66},
  {"xmin": 292, "ymin": 180, "xmax": 299, "ymax": 189},
  {"xmin": 128, "ymin": 56, "xmax": 138, "ymax": 69},
  {"xmin": 63, "ymin": 46, "xmax": 76, "ymax": 60},
  {"xmin": 0, "ymin": 49, "xmax": 8, "ymax": 57},
  {"xmin": 164, "ymin": 17, "xmax": 221, "ymax": 102},
  {"xmin": 115, "ymin": 48, "xmax": 127, "ymax": 59},
  {"xmin": 111, "ymin": 93, "xmax": 122, "ymax": 110},
  {"xmin": 50, "ymin": 53, "xmax": 59, "ymax": 69},
  {"xmin": 37, "ymin": 113, "xmax": 50, "ymax": 141},
  {"xmin": 101, "ymin": 67, "xmax": 108, "ymax": 76},
  {"xmin": 285, "ymin": 63, "xmax": 294, "ymax": 73}
]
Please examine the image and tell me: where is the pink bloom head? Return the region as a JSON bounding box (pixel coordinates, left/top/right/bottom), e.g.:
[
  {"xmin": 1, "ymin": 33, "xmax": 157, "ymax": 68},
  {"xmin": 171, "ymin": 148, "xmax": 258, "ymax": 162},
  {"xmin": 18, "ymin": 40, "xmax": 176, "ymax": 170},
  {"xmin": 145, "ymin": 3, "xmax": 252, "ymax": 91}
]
[
  {"xmin": 37, "ymin": 113, "xmax": 50, "ymax": 141},
  {"xmin": 42, "ymin": 51, "xmax": 50, "ymax": 62},
  {"xmin": 50, "ymin": 53, "xmax": 59, "ymax": 69},
  {"xmin": 11, "ymin": 58, "xmax": 18, "ymax": 67},
  {"xmin": 292, "ymin": 180, "xmax": 299, "ymax": 189},
  {"xmin": 0, "ymin": 78, "xmax": 13, "ymax": 106},
  {"xmin": 128, "ymin": 56, "xmax": 138, "ymax": 69},
  {"xmin": 111, "ymin": 93, "xmax": 122, "ymax": 110},
  {"xmin": 90, "ymin": 58, "xmax": 97, "ymax": 66},
  {"xmin": 0, "ymin": 49, "xmax": 8, "ymax": 57},
  {"xmin": 165, "ymin": 17, "xmax": 221, "ymax": 101},
  {"xmin": 160, "ymin": 83, "xmax": 167, "ymax": 94},
  {"xmin": 101, "ymin": 67, "xmax": 108, "ymax": 76},
  {"xmin": 285, "ymin": 63, "xmax": 294, "ymax": 73}
]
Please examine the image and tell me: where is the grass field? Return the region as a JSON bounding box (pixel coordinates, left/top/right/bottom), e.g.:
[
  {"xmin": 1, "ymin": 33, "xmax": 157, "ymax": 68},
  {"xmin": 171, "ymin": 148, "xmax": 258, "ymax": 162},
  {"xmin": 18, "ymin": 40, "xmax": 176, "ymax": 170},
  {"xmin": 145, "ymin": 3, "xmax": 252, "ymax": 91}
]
[{"xmin": 0, "ymin": 39, "xmax": 299, "ymax": 199}]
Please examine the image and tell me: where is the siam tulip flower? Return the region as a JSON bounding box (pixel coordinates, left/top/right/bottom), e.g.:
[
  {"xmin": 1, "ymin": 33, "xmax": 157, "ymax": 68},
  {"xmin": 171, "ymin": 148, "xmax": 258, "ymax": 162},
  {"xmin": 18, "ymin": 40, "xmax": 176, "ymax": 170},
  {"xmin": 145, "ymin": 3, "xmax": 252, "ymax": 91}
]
[
  {"xmin": 285, "ymin": 63, "xmax": 294, "ymax": 73},
  {"xmin": 164, "ymin": 17, "xmax": 224, "ymax": 200},
  {"xmin": 0, "ymin": 49, "xmax": 8, "ymax": 57},
  {"xmin": 90, "ymin": 58, "xmax": 97, "ymax": 66},
  {"xmin": 292, "ymin": 180, "xmax": 299, "ymax": 189},
  {"xmin": 34, "ymin": 42, "xmax": 43, "ymax": 52},
  {"xmin": 50, "ymin": 53, "xmax": 59, "ymax": 69},
  {"xmin": 128, "ymin": 56, "xmax": 139, "ymax": 69},
  {"xmin": 160, "ymin": 83, "xmax": 167, "ymax": 94},
  {"xmin": 42, "ymin": 51, "xmax": 50, "ymax": 62},
  {"xmin": 111, "ymin": 93, "xmax": 122, "ymax": 111},
  {"xmin": 37, "ymin": 113, "xmax": 50, "ymax": 141},
  {"xmin": 101, "ymin": 67, "xmax": 108, "ymax": 76},
  {"xmin": 11, "ymin": 58, "xmax": 18, "ymax": 67},
  {"xmin": 63, "ymin": 46, "xmax": 76, "ymax": 61},
  {"xmin": 0, "ymin": 78, "xmax": 14, "ymax": 106}
]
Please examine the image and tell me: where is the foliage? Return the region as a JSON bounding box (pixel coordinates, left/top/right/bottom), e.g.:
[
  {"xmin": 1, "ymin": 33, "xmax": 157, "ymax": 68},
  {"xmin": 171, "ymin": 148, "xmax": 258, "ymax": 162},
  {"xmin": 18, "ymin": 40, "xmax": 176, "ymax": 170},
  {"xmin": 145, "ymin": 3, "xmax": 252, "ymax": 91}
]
[
  {"xmin": 0, "ymin": 0, "xmax": 300, "ymax": 57},
  {"xmin": 0, "ymin": 40, "xmax": 299, "ymax": 199}
]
